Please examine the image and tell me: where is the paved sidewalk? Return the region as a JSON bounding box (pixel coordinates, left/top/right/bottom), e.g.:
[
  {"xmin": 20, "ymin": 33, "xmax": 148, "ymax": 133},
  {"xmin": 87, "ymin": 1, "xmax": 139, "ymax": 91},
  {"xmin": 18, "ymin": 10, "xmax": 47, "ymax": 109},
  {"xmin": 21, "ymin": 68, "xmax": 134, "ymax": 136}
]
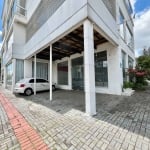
[
  {"xmin": 0, "ymin": 93, "xmax": 49, "ymax": 150},
  {"xmin": 0, "ymin": 87, "xmax": 150, "ymax": 150}
]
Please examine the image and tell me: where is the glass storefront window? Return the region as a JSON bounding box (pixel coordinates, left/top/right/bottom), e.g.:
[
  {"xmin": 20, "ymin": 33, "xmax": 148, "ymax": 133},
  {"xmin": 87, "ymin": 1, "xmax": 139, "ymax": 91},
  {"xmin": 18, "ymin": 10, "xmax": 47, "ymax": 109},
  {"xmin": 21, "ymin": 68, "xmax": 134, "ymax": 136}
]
[
  {"xmin": 32, "ymin": 62, "xmax": 48, "ymax": 80},
  {"xmin": 128, "ymin": 56, "xmax": 134, "ymax": 69},
  {"xmin": 6, "ymin": 63, "xmax": 13, "ymax": 87},
  {"xmin": 58, "ymin": 61, "xmax": 68, "ymax": 85},
  {"xmin": 95, "ymin": 51, "xmax": 108, "ymax": 87},
  {"xmin": 16, "ymin": 60, "xmax": 24, "ymax": 82},
  {"xmin": 72, "ymin": 57, "xmax": 84, "ymax": 90}
]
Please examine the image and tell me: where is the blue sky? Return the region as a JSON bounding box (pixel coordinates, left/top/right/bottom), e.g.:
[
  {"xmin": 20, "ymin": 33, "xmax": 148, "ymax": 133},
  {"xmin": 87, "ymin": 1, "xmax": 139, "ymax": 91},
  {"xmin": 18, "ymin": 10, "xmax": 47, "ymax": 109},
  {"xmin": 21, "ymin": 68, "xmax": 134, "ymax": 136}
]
[{"xmin": 135, "ymin": 0, "xmax": 150, "ymax": 12}]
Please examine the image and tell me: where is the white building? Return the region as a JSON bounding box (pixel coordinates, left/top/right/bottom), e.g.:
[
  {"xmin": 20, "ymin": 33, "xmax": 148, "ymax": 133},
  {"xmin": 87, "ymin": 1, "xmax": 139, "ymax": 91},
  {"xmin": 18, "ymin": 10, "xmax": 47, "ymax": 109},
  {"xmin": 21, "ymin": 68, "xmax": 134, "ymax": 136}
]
[{"xmin": 1, "ymin": 0, "xmax": 135, "ymax": 115}]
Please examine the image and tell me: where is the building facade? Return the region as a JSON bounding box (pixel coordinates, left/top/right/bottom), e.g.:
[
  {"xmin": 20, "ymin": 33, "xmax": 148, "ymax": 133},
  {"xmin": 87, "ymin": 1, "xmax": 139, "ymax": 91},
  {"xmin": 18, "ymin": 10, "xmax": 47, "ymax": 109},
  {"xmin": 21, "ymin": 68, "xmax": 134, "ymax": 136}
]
[{"xmin": 1, "ymin": 0, "xmax": 135, "ymax": 115}]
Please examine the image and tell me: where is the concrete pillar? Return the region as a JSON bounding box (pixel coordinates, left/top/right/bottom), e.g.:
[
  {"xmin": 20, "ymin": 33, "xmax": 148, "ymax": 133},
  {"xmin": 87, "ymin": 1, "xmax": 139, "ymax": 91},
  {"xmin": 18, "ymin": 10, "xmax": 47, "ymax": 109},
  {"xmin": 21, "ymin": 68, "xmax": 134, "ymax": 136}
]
[
  {"xmin": 12, "ymin": 59, "xmax": 16, "ymax": 93},
  {"xmin": 34, "ymin": 55, "xmax": 36, "ymax": 95},
  {"xmin": 83, "ymin": 20, "xmax": 96, "ymax": 116},
  {"xmin": 49, "ymin": 45, "xmax": 52, "ymax": 101},
  {"xmin": 24, "ymin": 59, "xmax": 32, "ymax": 78}
]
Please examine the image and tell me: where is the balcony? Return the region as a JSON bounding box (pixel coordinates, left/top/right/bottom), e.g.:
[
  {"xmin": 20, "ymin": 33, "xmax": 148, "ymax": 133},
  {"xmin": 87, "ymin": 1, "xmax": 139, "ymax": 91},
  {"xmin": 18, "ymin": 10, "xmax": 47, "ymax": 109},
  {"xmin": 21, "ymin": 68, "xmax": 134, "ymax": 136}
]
[
  {"xmin": 15, "ymin": 4, "xmax": 26, "ymax": 17},
  {"xmin": 7, "ymin": 1, "xmax": 27, "ymax": 30}
]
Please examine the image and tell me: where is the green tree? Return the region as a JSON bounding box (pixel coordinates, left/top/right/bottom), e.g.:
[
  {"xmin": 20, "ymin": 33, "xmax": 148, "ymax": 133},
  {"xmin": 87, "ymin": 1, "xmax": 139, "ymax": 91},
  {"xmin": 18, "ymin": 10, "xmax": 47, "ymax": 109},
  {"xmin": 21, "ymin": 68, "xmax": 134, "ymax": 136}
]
[
  {"xmin": 137, "ymin": 56, "xmax": 150, "ymax": 69},
  {"xmin": 137, "ymin": 55, "xmax": 150, "ymax": 79}
]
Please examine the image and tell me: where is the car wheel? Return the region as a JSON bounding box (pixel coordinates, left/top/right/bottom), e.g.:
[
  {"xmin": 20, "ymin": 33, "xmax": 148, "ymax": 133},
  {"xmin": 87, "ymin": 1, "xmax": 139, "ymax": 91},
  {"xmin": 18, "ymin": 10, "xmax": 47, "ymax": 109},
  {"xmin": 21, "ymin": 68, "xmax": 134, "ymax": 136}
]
[
  {"xmin": 52, "ymin": 85, "xmax": 56, "ymax": 91},
  {"xmin": 24, "ymin": 88, "xmax": 33, "ymax": 96}
]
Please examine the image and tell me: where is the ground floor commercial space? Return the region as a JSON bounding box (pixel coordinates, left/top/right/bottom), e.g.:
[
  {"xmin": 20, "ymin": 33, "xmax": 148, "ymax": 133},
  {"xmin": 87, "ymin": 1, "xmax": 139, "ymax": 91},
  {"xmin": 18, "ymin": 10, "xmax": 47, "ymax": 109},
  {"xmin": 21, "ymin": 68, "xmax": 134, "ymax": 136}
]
[
  {"xmin": 2, "ymin": 42, "xmax": 134, "ymax": 94},
  {"xmin": 1, "ymin": 20, "xmax": 135, "ymax": 115}
]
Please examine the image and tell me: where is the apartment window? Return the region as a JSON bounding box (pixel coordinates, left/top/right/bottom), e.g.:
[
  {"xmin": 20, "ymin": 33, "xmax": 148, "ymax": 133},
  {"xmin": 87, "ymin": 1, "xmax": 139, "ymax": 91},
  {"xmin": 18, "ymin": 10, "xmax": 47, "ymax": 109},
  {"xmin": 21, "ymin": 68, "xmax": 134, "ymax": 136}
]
[
  {"xmin": 119, "ymin": 10, "xmax": 125, "ymax": 39},
  {"xmin": 95, "ymin": 51, "xmax": 108, "ymax": 87},
  {"xmin": 128, "ymin": 56, "xmax": 134, "ymax": 69},
  {"xmin": 124, "ymin": 0, "xmax": 133, "ymax": 15},
  {"xmin": 126, "ymin": 25, "xmax": 133, "ymax": 48},
  {"xmin": 7, "ymin": 1, "xmax": 16, "ymax": 29},
  {"xmin": 58, "ymin": 61, "xmax": 68, "ymax": 85},
  {"xmin": 11, "ymin": 0, "xmax": 16, "ymax": 18},
  {"xmin": 18, "ymin": 0, "xmax": 26, "ymax": 16}
]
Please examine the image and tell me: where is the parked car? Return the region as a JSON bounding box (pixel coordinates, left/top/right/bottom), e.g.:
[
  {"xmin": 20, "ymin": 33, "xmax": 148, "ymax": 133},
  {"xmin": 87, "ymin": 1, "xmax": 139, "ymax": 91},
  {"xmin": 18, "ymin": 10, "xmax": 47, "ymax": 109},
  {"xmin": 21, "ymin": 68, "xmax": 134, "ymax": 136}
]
[{"xmin": 14, "ymin": 78, "xmax": 56, "ymax": 96}]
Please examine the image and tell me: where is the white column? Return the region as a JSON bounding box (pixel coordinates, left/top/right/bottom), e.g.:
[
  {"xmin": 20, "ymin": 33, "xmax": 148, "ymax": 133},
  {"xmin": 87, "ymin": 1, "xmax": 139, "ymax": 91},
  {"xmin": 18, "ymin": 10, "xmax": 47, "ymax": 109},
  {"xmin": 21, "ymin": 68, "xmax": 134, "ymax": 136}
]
[
  {"xmin": 84, "ymin": 20, "xmax": 96, "ymax": 116},
  {"xmin": 50, "ymin": 44, "xmax": 52, "ymax": 101},
  {"xmin": 12, "ymin": 59, "xmax": 16, "ymax": 93},
  {"xmin": 24, "ymin": 59, "xmax": 32, "ymax": 78},
  {"xmin": 34, "ymin": 55, "xmax": 36, "ymax": 95}
]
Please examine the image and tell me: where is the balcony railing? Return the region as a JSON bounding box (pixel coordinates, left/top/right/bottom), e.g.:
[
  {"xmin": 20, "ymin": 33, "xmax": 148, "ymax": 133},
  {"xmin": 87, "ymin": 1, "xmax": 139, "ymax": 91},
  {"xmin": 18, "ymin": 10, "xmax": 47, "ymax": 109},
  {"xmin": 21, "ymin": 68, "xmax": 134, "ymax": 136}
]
[
  {"xmin": 7, "ymin": 3, "xmax": 26, "ymax": 30},
  {"xmin": 16, "ymin": 5, "xmax": 27, "ymax": 16}
]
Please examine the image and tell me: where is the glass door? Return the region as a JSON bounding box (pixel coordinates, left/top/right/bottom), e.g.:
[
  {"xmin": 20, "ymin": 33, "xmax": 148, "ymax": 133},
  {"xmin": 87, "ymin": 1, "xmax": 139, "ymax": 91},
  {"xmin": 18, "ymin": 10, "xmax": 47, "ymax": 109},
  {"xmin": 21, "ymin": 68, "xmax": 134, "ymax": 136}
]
[{"xmin": 72, "ymin": 57, "xmax": 84, "ymax": 90}]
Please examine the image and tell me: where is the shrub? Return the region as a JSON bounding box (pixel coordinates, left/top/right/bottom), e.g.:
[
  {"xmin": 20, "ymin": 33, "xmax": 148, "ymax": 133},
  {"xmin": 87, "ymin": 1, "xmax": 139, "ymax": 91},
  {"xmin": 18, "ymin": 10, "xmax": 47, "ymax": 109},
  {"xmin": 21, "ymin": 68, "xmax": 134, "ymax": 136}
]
[
  {"xmin": 143, "ymin": 80, "xmax": 149, "ymax": 86},
  {"xmin": 123, "ymin": 81, "xmax": 134, "ymax": 89},
  {"xmin": 133, "ymin": 83, "xmax": 146, "ymax": 90},
  {"xmin": 126, "ymin": 68, "xmax": 148, "ymax": 91}
]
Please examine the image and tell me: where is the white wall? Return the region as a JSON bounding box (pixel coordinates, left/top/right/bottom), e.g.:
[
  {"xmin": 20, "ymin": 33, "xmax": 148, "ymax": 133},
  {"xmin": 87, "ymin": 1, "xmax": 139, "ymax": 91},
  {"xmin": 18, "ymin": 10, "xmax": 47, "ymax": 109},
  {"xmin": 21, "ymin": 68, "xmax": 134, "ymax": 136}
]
[
  {"xmin": 12, "ymin": 22, "xmax": 26, "ymax": 59},
  {"xmin": 96, "ymin": 42, "xmax": 123, "ymax": 95},
  {"xmin": 26, "ymin": 0, "xmax": 41, "ymax": 21},
  {"xmin": 24, "ymin": 59, "xmax": 32, "ymax": 78},
  {"xmin": 13, "ymin": 22, "xmax": 26, "ymax": 44}
]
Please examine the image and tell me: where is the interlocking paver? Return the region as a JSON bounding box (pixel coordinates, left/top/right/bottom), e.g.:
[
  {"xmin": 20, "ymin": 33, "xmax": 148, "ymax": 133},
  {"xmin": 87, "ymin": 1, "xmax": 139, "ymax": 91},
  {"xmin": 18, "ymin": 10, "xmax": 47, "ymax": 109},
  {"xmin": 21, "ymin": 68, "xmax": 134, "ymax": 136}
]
[
  {"xmin": 0, "ymin": 92, "xmax": 49, "ymax": 150},
  {"xmin": 1, "ymin": 86, "xmax": 150, "ymax": 150}
]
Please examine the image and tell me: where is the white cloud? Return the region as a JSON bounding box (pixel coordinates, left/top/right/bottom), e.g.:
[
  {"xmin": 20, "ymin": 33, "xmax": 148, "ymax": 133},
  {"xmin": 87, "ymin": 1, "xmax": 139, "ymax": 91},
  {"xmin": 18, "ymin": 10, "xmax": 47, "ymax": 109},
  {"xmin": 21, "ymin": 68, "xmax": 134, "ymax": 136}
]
[{"xmin": 134, "ymin": 9, "xmax": 150, "ymax": 57}]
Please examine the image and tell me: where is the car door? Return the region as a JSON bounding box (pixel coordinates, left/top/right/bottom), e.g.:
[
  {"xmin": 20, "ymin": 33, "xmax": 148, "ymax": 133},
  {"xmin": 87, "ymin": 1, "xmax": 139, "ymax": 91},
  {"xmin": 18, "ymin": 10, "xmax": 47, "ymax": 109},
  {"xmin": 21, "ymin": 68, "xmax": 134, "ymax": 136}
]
[
  {"xmin": 40, "ymin": 79, "xmax": 49, "ymax": 91},
  {"xmin": 37, "ymin": 79, "xmax": 49, "ymax": 91},
  {"xmin": 29, "ymin": 79, "xmax": 41, "ymax": 92}
]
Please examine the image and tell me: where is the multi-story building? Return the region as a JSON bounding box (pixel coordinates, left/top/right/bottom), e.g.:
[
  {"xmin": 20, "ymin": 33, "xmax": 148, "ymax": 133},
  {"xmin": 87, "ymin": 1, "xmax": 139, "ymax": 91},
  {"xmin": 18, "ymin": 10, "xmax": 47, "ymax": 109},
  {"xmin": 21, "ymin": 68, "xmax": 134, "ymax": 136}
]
[{"xmin": 1, "ymin": 0, "xmax": 135, "ymax": 115}]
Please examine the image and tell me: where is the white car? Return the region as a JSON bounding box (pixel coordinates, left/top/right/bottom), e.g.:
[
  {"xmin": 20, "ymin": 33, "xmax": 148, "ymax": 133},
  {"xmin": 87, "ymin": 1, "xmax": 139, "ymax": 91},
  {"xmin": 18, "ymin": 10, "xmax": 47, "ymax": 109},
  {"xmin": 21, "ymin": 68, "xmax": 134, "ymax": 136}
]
[{"xmin": 14, "ymin": 78, "xmax": 56, "ymax": 96}]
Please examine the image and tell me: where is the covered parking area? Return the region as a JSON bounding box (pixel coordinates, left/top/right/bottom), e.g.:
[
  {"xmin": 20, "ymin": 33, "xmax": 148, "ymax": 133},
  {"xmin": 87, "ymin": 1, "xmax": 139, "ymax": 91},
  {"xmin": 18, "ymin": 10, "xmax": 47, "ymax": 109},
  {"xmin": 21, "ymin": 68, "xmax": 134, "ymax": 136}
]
[{"xmin": 31, "ymin": 20, "xmax": 108, "ymax": 116}]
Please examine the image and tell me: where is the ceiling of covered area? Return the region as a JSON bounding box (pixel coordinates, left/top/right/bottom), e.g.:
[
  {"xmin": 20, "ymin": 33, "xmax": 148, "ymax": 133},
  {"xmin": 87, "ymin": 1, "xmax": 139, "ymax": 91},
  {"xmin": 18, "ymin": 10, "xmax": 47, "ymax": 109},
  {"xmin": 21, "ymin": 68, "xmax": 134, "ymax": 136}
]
[{"xmin": 36, "ymin": 26, "xmax": 108, "ymax": 61}]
